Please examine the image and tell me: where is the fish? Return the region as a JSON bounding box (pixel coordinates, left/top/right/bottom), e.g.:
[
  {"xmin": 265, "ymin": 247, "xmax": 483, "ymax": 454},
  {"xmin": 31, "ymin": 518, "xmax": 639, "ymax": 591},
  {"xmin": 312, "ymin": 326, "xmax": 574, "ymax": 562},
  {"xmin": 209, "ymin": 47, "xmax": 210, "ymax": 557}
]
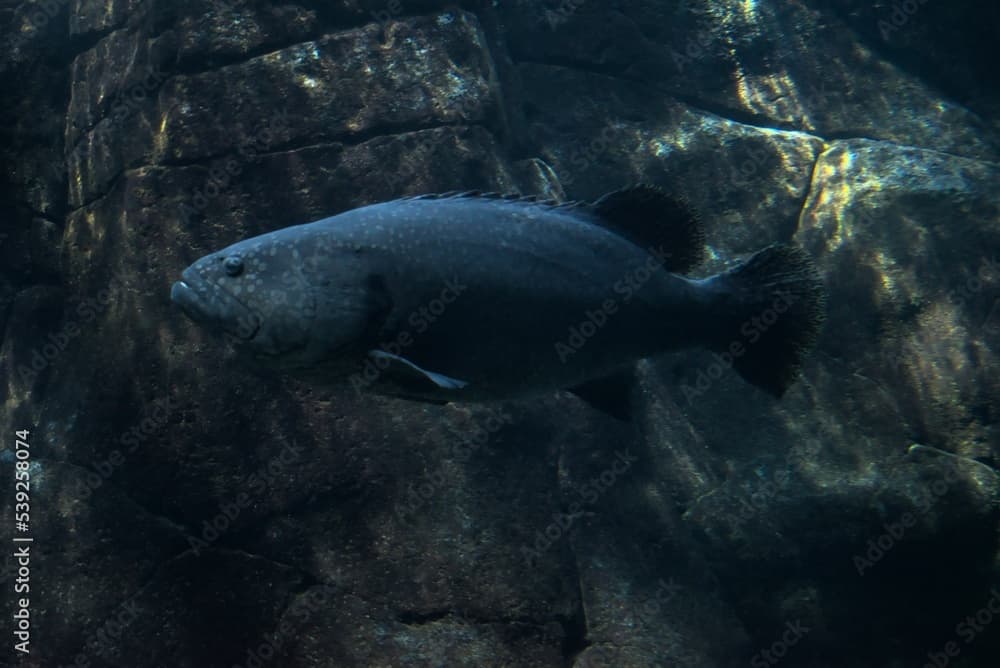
[{"xmin": 170, "ymin": 185, "xmax": 826, "ymax": 418}]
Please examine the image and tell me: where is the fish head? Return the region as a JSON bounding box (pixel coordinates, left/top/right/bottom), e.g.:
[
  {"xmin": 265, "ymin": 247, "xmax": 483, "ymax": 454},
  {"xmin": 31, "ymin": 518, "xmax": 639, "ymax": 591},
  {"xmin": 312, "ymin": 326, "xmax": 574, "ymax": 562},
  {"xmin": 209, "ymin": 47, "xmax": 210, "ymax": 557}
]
[
  {"xmin": 171, "ymin": 236, "xmax": 306, "ymax": 356},
  {"xmin": 171, "ymin": 230, "xmax": 370, "ymax": 369}
]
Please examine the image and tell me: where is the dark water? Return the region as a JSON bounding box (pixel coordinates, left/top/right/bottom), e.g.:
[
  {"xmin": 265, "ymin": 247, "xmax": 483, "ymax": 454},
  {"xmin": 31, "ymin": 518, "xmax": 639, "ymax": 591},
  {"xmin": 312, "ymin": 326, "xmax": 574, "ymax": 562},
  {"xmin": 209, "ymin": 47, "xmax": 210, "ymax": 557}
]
[{"xmin": 1, "ymin": 1, "xmax": 999, "ymax": 667}]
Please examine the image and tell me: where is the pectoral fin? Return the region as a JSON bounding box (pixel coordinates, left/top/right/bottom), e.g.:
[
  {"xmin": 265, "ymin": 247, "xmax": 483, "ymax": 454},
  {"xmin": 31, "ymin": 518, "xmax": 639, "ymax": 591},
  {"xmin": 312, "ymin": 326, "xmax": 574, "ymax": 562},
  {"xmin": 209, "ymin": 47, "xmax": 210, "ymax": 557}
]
[{"xmin": 368, "ymin": 350, "xmax": 469, "ymax": 393}]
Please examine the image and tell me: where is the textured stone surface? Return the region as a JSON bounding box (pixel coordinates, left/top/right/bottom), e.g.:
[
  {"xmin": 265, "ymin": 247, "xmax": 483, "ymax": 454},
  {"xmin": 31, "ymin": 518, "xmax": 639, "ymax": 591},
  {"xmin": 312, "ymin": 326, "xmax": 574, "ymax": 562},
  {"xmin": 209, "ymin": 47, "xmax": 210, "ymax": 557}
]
[
  {"xmin": 517, "ymin": 62, "xmax": 826, "ymax": 264},
  {"xmin": 500, "ymin": 0, "xmax": 1000, "ymax": 161},
  {"xmin": 799, "ymin": 140, "xmax": 1000, "ymax": 453},
  {"xmin": 65, "ymin": 9, "xmax": 502, "ymax": 208},
  {"xmin": 1, "ymin": 0, "xmax": 998, "ymax": 666}
]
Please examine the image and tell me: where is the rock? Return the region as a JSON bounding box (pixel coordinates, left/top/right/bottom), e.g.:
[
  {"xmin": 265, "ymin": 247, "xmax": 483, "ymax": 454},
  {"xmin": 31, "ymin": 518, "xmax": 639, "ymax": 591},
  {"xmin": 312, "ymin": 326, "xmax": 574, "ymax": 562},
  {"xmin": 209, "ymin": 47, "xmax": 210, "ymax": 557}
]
[
  {"xmin": 92, "ymin": 550, "xmax": 308, "ymax": 667},
  {"xmin": 273, "ymin": 589, "xmax": 567, "ymax": 667},
  {"xmin": 517, "ymin": 63, "xmax": 825, "ymax": 262},
  {"xmin": 824, "ymin": 1, "xmax": 1000, "ymax": 130},
  {"xmin": 0, "ymin": 285, "xmax": 65, "ymax": 400},
  {"xmin": 500, "ymin": 0, "xmax": 1000, "ymax": 161},
  {"xmin": 490, "ymin": 387, "xmax": 750, "ymax": 667},
  {"xmin": 0, "ymin": 459, "xmax": 189, "ymax": 667},
  {"xmin": 66, "ymin": 9, "xmax": 503, "ymax": 207},
  {"xmin": 1, "ymin": 0, "xmax": 999, "ymax": 665},
  {"xmin": 638, "ymin": 137, "xmax": 1000, "ymax": 665},
  {"xmin": 800, "ymin": 139, "xmax": 1000, "ymax": 454}
]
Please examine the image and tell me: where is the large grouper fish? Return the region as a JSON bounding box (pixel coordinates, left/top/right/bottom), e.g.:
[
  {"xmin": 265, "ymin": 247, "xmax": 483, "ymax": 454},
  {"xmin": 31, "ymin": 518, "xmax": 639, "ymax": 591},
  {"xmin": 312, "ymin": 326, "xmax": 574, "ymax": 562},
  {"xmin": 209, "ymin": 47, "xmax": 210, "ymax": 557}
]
[{"xmin": 171, "ymin": 185, "xmax": 825, "ymax": 418}]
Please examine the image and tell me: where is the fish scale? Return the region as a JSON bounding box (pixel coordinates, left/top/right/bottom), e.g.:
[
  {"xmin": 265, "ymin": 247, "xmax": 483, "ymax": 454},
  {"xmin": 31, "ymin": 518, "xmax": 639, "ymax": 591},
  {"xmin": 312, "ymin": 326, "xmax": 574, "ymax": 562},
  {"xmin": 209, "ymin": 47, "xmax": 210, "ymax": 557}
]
[{"xmin": 171, "ymin": 185, "xmax": 826, "ymax": 419}]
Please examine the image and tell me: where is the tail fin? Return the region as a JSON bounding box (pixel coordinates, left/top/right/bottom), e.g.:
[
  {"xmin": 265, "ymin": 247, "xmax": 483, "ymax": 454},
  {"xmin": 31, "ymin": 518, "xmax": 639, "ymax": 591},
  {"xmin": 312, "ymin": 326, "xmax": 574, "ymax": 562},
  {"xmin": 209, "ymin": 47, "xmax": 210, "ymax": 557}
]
[{"xmin": 710, "ymin": 244, "xmax": 826, "ymax": 396}]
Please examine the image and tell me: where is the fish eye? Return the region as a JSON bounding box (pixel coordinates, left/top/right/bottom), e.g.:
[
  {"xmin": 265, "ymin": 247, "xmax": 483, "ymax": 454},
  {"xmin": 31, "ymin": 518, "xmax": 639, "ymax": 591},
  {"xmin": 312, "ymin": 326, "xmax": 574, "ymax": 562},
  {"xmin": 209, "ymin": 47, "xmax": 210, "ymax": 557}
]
[{"xmin": 223, "ymin": 255, "xmax": 244, "ymax": 277}]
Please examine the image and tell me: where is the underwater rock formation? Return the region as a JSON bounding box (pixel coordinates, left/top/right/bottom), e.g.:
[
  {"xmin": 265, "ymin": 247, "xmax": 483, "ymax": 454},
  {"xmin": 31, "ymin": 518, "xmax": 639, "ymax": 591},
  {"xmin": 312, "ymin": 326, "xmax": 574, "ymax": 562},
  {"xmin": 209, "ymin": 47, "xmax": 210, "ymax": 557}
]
[{"xmin": 1, "ymin": 1, "xmax": 997, "ymax": 666}]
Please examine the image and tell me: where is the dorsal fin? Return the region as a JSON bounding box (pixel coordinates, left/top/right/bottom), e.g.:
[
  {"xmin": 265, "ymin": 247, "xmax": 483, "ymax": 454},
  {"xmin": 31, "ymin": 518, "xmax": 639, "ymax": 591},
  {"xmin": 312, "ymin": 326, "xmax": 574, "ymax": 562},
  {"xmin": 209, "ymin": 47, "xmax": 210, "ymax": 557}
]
[
  {"xmin": 401, "ymin": 190, "xmax": 584, "ymax": 209},
  {"xmin": 591, "ymin": 185, "xmax": 705, "ymax": 274},
  {"xmin": 407, "ymin": 190, "xmax": 483, "ymax": 200},
  {"xmin": 399, "ymin": 187, "xmax": 700, "ymax": 266}
]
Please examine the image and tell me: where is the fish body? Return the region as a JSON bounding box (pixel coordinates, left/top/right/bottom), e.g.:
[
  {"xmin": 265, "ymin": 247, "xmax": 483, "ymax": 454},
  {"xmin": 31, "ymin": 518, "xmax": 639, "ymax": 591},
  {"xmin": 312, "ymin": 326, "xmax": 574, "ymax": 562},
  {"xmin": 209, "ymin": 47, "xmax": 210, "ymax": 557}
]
[{"xmin": 171, "ymin": 186, "xmax": 825, "ymax": 416}]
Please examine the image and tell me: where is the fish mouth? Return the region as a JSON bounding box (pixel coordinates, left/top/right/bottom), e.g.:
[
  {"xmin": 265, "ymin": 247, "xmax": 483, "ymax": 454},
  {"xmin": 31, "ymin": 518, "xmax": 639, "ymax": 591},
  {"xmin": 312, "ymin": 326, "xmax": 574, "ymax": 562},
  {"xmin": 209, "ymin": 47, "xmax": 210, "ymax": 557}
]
[{"xmin": 171, "ymin": 270, "xmax": 261, "ymax": 341}]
